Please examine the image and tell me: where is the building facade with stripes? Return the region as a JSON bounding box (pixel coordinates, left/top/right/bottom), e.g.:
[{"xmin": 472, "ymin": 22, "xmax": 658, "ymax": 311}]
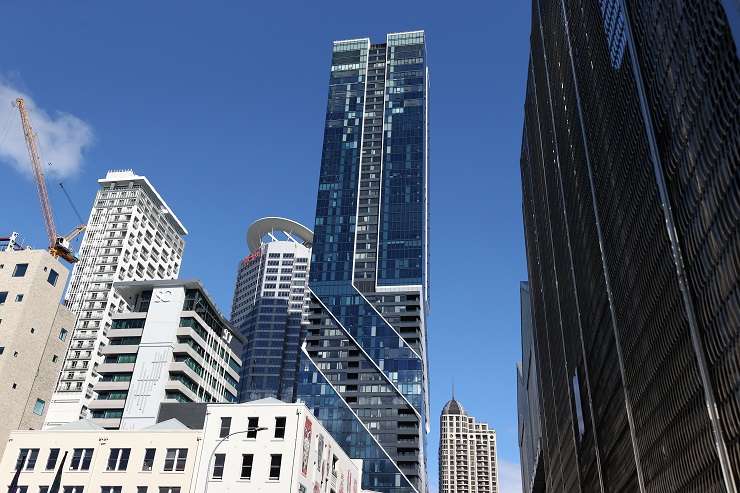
[{"xmin": 519, "ymin": 1, "xmax": 739, "ymax": 491}]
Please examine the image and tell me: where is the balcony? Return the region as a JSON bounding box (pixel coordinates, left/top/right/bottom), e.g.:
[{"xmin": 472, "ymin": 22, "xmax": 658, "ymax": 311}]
[{"xmin": 88, "ymin": 399, "xmax": 125, "ymax": 410}]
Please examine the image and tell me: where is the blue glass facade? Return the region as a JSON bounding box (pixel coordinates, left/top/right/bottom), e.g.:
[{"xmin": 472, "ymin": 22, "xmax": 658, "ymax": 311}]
[
  {"xmin": 237, "ymin": 297, "xmax": 302, "ymax": 402},
  {"xmin": 299, "ymin": 31, "xmax": 430, "ymax": 493}
]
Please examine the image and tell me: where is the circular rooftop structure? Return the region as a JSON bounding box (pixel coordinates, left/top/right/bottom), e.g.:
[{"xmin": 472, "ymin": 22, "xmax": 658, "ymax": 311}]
[
  {"xmin": 247, "ymin": 217, "xmax": 314, "ymax": 252},
  {"xmin": 442, "ymin": 398, "xmax": 467, "ymax": 416}
]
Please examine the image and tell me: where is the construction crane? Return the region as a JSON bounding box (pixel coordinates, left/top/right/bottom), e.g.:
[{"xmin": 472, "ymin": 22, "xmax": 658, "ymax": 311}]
[{"xmin": 14, "ymin": 97, "xmax": 85, "ymax": 263}]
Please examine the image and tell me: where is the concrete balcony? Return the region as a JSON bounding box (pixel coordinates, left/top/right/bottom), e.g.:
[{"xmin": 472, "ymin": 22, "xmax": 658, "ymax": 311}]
[
  {"xmin": 96, "ymin": 362, "xmax": 135, "ymax": 374},
  {"xmin": 88, "ymin": 399, "xmax": 125, "ymax": 410},
  {"xmin": 165, "ymin": 380, "xmax": 199, "ymax": 402},
  {"xmin": 107, "ymin": 328, "xmax": 144, "ymax": 338},
  {"xmin": 94, "ymin": 381, "xmax": 131, "ymax": 392},
  {"xmin": 100, "ymin": 345, "xmax": 139, "ymax": 356}
]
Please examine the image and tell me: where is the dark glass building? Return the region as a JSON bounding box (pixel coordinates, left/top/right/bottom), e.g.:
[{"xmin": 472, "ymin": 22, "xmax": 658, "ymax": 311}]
[
  {"xmin": 297, "ymin": 31, "xmax": 430, "ymax": 493},
  {"xmin": 517, "ymin": 282, "xmax": 544, "ymax": 493},
  {"xmin": 519, "ymin": 1, "xmax": 739, "ymax": 492}
]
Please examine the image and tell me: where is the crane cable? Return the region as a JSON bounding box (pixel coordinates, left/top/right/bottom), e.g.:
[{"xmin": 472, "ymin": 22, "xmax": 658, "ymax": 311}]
[{"xmin": 59, "ymin": 181, "xmax": 85, "ymax": 224}]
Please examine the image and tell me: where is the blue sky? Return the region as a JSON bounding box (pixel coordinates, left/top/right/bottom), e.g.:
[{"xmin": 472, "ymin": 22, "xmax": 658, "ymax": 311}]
[{"xmin": 0, "ymin": 2, "xmax": 531, "ymax": 491}]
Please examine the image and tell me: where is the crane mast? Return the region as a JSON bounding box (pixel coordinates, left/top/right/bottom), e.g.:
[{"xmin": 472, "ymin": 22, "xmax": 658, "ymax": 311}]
[{"xmin": 14, "ymin": 97, "xmax": 84, "ymax": 263}]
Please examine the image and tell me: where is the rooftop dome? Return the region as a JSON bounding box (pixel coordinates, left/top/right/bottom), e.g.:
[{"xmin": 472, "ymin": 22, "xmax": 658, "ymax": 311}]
[{"xmin": 442, "ymin": 398, "xmax": 466, "ymax": 415}]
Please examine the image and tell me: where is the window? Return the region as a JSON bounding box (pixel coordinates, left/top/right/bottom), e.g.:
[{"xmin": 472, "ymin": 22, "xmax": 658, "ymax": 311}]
[
  {"xmin": 15, "ymin": 448, "xmax": 39, "ymax": 470},
  {"xmin": 52, "ymin": 355, "xmax": 58, "ymax": 363},
  {"xmin": 246, "ymin": 417, "xmax": 259, "ymax": 438},
  {"xmin": 240, "ymin": 454, "xmax": 253, "ymax": 479},
  {"xmin": 39, "ymin": 487, "xmax": 50, "ymax": 493},
  {"xmin": 101, "ymin": 488, "xmax": 122, "ymax": 493},
  {"xmin": 332, "ymin": 455, "xmax": 338, "ymax": 476},
  {"xmin": 59, "ymin": 328, "xmax": 68, "ymax": 341},
  {"xmin": 106, "ymin": 448, "xmax": 130, "ymax": 471},
  {"xmin": 8, "ymin": 487, "xmax": 27, "ymax": 493},
  {"xmin": 269, "ymin": 454, "xmax": 282, "ymax": 480},
  {"xmin": 13, "ymin": 263, "xmax": 28, "ymax": 277},
  {"xmin": 219, "ymin": 417, "xmax": 231, "ymax": 438},
  {"xmin": 212, "ymin": 453, "xmax": 225, "ymax": 479},
  {"xmin": 142, "ymin": 448, "xmax": 156, "ymax": 471},
  {"xmin": 62, "ymin": 488, "xmax": 84, "ymax": 493},
  {"xmin": 136, "ymin": 488, "xmax": 148, "ymax": 493},
  {"xmin": 32, "ymin": 399, "xmax": 45, "ymax": 416},
  {"xmin": 15, "ymin": 294, "xmax": 24, "ymax": 302},
  {"xmin": 0, "ymin": 292, "xmax": 7, "ymax": 304},
  {"xmin": 158, "ymin": 489, "xmax": 180, "ymax": 493},
  {"xmin": 274, "ymin": 416, "xmax": 286, "ymax": 439},
  {"xmin": 46, "ymin": 449, "xmax": 60, "ymax": 470},
  {"xmin": 163, "ymin": 448, "xmax": 187, "ymax": 471},
  {"xmin": 47, "ymin": 269, "xmax": 59, "ymax": 286},
  {"xmin": 70, "ymin": 448, "xmax": 93, "ymax": 470},
  {"xmin": 572, "ymin": 373, "xmax": 586, "ymax": 439}
]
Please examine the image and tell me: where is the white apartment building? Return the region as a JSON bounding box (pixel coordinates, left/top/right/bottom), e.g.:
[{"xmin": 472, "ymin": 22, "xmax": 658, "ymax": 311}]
[
  {"xmin": 439, "ymin": 395, "xmax": 498, "ymax": 493},
  {"xmin": 0, "ymin": 243, "xmax": 76, "ymax": 458},
  {"xmin": 89, "ymin": 280, "xmax": 242, "ymax": 430},
  {"xmin": 45, "ymin": 170, "xmax": 187, "ymax": 428},
  {"xmin": 1, "ymin": 400, "xmax": 364, "ymax": 493},
  {"xmin": 192, "ymin": 399, "xmax": 363, "ymax": 493},
  {"xmin": 0, "ymin": 419, "xmax": 200, "ymax": 493}
]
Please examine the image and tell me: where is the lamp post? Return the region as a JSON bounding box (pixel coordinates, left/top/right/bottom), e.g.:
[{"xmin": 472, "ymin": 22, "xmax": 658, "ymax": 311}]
[{"xmin": 203, "ymin": 426, "xmax": 268, "ymax": 493}]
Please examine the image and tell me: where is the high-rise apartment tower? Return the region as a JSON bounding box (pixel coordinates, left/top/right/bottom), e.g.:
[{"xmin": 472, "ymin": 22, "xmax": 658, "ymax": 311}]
[
  {"xmin": 45, "ymin": 170, "xmax": 187, "ymax": 427},
  {"xmin": 297, "ymin": 31, "xmax": 430, "ymax": 493},
  {"xmin": 230, "ymin": 217, "xmax": 312, "ymax": 402},
  {"xmin": 439, "ymin": 395, "xmax": 498, "ymax": 493},
  {"xmin": 520, "ymin": 0, "xmax": 739, "ymax": 491}
]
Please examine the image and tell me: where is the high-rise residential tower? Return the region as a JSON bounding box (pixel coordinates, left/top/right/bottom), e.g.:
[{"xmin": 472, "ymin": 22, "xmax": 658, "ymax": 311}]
[
  {"xmin": 520, "ymin": 0, "xmax": 739, "ymax": 491},
  {"xmin": 45, "ymin": 169, "xmax": 187, "ymax": 427},
  {"xmin": 439, "ymin": 395, "xmax": 498, "ymax": 493},
  {"xmin": 0, "ymin": 241, "xmax": 75, "ymax": 457},
  {"xmin": 297, "ymin": 31, "xmax": 430, "ymax": 493},
  {"xmin": 230, "ymin": 217, "xmax": 312, "ymax": 402}
]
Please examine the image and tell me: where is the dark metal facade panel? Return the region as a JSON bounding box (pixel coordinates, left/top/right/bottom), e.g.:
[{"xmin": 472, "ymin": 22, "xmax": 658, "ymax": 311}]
[
  {"xmin": 520, "ymin": 0, "xmax": 738, "ymax": 491},
  {"xmin": 625, "ymin": 0, "xmax": 740, "ymax": 479}
]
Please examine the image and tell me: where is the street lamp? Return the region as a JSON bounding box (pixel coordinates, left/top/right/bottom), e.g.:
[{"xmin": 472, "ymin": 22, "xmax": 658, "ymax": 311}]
[{"xmin": 203, "ymin": 426, "xmax": 268, "ymax": 493}]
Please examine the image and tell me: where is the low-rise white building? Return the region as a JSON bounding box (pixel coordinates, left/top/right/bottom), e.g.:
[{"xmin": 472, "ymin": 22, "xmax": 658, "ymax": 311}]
[
  {"xmin": 1, "ymin": 399, "xmax": 364, "ymax": 493},
  {"xmin": 192, "ymin": 398, "xmax": 362, "ymax": 493},
  {"xmin": 0, "ymin": 420, "xmax": 200, "ymax": 493}
]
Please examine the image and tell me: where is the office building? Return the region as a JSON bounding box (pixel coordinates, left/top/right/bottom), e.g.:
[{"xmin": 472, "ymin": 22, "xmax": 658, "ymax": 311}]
[
  {"xmin": 438, "ymin": 394, "xmax": 498, "ymax": 493},
  {"xmin": 230, "ymin": 217, "xmax": 312, "ymax": 402},
  {"xmin": 45, "ymin": 169, "xmax": 187, "ymax": 428},
  {"xmin": 88, "ymin": 280, "xmax": 242, "ymax": 430},
  {"xmin": 516, "ymin": 282, "xmax": 543, "ymax": 493},
  {"xmin": 520, "ymin": 0, "xmax": 739, "ymax": 491},
  {"xmin": 0, "ymin": 400, "xmax": 364, "ymax": 493},
  {"xmin": 0, "ymin": 419, "xmax": 200, "ymax": 493},
  {"xmin": 192, "ymin": 398, "xmax": 363, "ymax": 493},
  {"xmin": 297, "ymin": 31, "xmax": 430, "ymax": 493},
  {"xmin": 0, "ymin": 244, "xmax": 75, "ymax": 457}
]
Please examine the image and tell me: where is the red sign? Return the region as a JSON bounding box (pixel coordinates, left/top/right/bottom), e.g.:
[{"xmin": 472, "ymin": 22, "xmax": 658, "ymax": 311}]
[{"xmin": 301, "ymin": 418, "xmax": 313, "ymax": 477}]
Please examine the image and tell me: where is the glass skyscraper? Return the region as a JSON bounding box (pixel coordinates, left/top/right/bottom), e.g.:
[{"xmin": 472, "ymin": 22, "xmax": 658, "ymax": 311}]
[
  {"xmin": 297, "ymin": 31, "xmax": 430, "ymax": 493},
  {"xmin": 520, "ymin": 0, "xmax": 739, "ymax": 491}
]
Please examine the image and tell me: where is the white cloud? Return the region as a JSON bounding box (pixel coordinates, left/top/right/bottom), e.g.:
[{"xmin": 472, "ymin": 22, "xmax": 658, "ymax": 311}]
[
  {"xmin": 499, "ymin": 460, "xmax": 523, "ymax": 493},
  {"xmin": 0, "ymin": 79, "xmax": 92, "ymax": 179}
]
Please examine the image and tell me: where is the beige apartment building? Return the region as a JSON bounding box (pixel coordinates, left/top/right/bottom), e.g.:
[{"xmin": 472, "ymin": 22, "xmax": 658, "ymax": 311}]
[
  {"xmin": 439, "ymin": 395, "xmax": 499, "ymax": 493},
  {"xmin": 0, "ymin": 241, "xmax": 76, "ymax": 458}
]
